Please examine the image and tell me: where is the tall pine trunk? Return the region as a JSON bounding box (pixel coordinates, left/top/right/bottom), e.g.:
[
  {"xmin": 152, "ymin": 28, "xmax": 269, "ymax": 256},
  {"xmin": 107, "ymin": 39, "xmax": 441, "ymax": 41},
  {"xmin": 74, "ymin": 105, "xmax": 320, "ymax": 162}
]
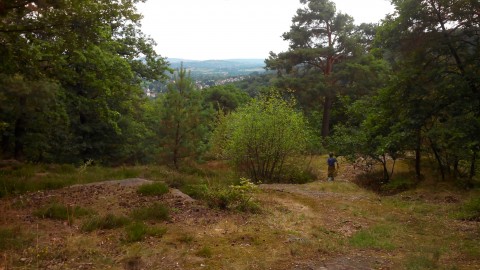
[{"xmin": 321, "ymin": 94, "xmax": 333, "ymax": 138}]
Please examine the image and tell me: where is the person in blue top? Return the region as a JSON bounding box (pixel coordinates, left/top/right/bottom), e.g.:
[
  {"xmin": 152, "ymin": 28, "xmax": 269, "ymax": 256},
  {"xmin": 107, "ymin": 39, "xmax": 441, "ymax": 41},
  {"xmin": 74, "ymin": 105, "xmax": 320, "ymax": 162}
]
[{"xmin": 327, "ymin": 153, "xmax": 339, "ymax": 181}]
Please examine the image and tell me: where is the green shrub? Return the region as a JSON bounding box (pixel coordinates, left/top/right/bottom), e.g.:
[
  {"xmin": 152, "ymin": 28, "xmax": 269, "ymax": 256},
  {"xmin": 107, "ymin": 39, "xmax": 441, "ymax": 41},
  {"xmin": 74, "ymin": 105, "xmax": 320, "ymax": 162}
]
[
  {"xmin": 81, "ymin": 214, "xmax": 130, "ymax": 232},
  {"xmin": 203, "ymin": 178, "xmax": 260, "ymax": 212},
  {"xmin": 212, "ymin": 89, "xmax": 314, "ymax": 183},
  {"xmin": 181, "ymin": 184, "xmax": 209, "ymax": 200},
  {"xmin": 34, "ymin": 202, "xmax": 92, "ymax": 222},
  {"xmin": 381, "ymin": 175, "xmax": 417, "ymax": 194},
  {"xmin": 130, "ymin": 203, "xmax": 170, "ymax": 221},
  {"xmin": 137, "ymin": 182, "xmax": 169, "ymax": 196},
  {"xmin": 456, "ymin": 197, "xmax": 480, "ymax": 221}
]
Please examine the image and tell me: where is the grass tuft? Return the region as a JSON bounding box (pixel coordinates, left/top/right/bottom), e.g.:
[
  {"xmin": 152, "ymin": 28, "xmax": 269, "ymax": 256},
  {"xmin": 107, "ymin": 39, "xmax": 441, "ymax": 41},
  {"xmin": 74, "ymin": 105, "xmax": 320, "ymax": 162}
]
[
  {"xmin": 81, "ymin": 214, "xmax": 130, "ymax": 232},
  {"xmin": 349, "ymin": 225, "xmax": 396, "ymax": 250},
  {"xmin": 455, "ymin": 197, "xmax": 480, "ymax": 221},
  {"xmin": 124, "ymin": 223, "xmax": 168, "ymax": 243},
  {"xmin": 196, "ymin": 246, "xmax": 213, "ymax": 258},
  {"xmin": 137, "ymin": 182, "xmax": 169, "ymax": 196},
  {"xmin": 34, "ymin": 202, "xmax": 93, "ymax": 222},
  {"xmin": 178, "ymin": 234, "xmax": 195, "ymax": 244},
  {"xmin": 130, "ymin": 203, "xmax": 170, "ymax": 222},
  {"xmin": 124, "ymin": 222, "xmax": 148, "ymax": 243}
]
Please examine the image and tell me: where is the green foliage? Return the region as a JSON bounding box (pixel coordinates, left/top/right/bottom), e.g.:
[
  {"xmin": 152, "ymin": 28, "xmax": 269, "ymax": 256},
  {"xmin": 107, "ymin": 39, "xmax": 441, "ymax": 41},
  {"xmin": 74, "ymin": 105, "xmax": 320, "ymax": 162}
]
[
  {"xmin": 34, "ymin": 202, "xmax": 93, "ymax": 222},
  {"xmin": 381, "ymin": 175, "xmax": 418, "ymax": 194},
  {"xmin": 124, "ymin": 222, "xmax": 148, "ymax": 243},
  {"xmin": 266, "ymin": 0, "xmax": 383, "ymax": 138},
  {"xmin": 455, "ymin": 197, "xmax": 480, "ymax": 221},
  {"xmin": 0, "ymin": 0, "xmax": 169, "ymax": 164},
  {"xmin": 330, "ymin": 89, "xmax": 407, "ymax": 181},
  {"xmin": 202, "ymin": 178, "xmax": 260, "ymax": 212},
  {"xmin": 137, "ymin": 182, "xmax": 169, "ymax": 196},
  {"xmin": 349, "ymin": 225, "xmax": 396, "ymax": 250},
  {"xmin": 130, "ymin": 203, "xmax": 170, "ymax": 222},
  {"xmin": 158, "ymin": 65, "xmax": 214, "ymax": 169},
  {"xmin": 368, "ymin": 0, "xmax": 480, "ymax": 182},
  {"xmin": 201, "ymin": 84, "xmax": 251, "ymax": 113},
  {"xmin": 81, "ymin": 214, "xmax": 130, "ymax": 232},
  {"xmin": 213, "ymin": 89, "xmax": 314, "ymax": 182}
]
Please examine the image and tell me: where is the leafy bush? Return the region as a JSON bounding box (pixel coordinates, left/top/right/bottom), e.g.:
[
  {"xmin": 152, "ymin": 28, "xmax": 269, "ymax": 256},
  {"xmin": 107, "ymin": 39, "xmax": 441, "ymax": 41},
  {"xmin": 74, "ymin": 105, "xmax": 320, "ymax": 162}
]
[
  {"xmin": 137, "ymin": 182, "xmax": 169, "ymax": 196},
  {"xmin": 130, "ymin": 203, "xmax": 170, "ymax": 221},
  {"xmin": 203, "ymin": 178, "xmax": 260, "ymax": 212},
  {"xmin": 81, "ymin": 214, "xmax": 130, "ymax": 232},
  {"xmin": 212, "ymin": 89, "xmax": 314, "ymax": 183}
]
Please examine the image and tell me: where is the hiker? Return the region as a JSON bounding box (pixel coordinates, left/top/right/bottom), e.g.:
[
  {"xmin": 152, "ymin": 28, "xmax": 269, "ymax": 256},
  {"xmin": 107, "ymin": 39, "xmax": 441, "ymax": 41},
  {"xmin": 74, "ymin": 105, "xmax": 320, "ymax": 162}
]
[{"xmin": 327, "ymin": 153, "xmax": 339, "ymax": 181}]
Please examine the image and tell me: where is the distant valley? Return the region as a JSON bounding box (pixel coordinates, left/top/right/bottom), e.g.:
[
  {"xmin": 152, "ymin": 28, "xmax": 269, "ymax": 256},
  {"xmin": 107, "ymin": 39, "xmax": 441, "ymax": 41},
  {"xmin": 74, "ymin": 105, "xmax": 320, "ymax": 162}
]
[{"xmin": 166, "ymin": 58, "xmax": 267, "ymax": 78}]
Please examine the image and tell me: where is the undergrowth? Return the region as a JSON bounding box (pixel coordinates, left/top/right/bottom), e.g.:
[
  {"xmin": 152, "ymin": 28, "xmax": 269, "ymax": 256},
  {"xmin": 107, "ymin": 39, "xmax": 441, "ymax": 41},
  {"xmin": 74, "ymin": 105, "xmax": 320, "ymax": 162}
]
[
  {"xmin": 455, "ymin": 196, "xmax": 480, "ymax": 221},
  {"xmin": 34, "ymin": 202, "xmax": 93, "ymax": 223},
  {"xmin": 123, "ymin": 222, "xmax": 167, "ymax": 243},
  {"xmin": 81, "ymin": 214, "xmax": 130, "ymax": 232},
  {"xmin": 184, "ymin": 178, "xmax": 260, "ymax": 212},
  {"xmin": 130, "ymin": 203, "xmax": 170, "ymax": 222},
  {"xmin": 137, "ymin": 182, "xmax": 169, "ymax": 196},
  {"xmin": 0, "ymin": 227, "xmax": 31, "ymax": 251}
]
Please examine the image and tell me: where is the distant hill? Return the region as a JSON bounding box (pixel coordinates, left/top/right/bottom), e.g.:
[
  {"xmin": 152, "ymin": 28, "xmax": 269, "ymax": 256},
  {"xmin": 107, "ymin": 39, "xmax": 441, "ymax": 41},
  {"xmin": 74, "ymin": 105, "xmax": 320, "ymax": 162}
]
[{"xmin": 166, "ymin": 58, "xmax": 266, "ymax": 78}]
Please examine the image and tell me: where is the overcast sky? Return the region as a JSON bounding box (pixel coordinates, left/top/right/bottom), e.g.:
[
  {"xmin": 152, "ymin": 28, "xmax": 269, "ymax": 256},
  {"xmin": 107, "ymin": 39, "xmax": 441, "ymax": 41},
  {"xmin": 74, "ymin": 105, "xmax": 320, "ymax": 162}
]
[{"xmin": 137, "ymin": 0, "xmax": 394, "ymax": 60}]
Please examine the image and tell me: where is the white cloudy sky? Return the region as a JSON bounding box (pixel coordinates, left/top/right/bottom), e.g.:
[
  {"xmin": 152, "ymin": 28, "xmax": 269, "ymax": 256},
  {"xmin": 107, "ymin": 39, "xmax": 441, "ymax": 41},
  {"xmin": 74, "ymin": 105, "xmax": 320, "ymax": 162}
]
[{"xmin": 137, "ymin": 0, "xmax": 394, "ymax": 60}]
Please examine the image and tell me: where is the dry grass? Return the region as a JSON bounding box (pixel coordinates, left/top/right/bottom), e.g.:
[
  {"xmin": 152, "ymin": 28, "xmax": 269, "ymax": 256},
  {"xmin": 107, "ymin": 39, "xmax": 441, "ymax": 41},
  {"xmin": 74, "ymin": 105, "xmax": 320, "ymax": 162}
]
[{"xmin": 0, "ymin": 161, "xmax": 479, "ymax": 269}]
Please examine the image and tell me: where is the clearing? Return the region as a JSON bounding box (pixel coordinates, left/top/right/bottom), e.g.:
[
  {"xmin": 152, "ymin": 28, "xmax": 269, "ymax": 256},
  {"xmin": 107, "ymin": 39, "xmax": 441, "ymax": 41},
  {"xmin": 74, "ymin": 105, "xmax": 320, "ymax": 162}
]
[{"xmin": 1, "ymin": 163, "xmax": 479, "ymax": 269}]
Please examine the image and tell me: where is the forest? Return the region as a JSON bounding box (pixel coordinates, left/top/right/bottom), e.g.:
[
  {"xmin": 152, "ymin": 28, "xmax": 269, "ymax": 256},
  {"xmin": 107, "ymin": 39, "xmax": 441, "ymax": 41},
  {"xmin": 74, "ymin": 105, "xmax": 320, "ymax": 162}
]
[
  {"xmin": 0, "ymin": 1, "xmax": 480, "ymax": 184},
  {"xmin": 1, "ymin": 0, "xmax": 478, "ymax": 185},
  {"xmin": 1, "ymin": 0, "xmax": 479, "ymax": 269}
]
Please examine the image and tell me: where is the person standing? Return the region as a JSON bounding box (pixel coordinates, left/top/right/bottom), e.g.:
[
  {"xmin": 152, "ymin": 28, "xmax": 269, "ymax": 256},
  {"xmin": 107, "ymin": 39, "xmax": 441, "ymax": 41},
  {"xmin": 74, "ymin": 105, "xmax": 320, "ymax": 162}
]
[{"xmin": 327, "ymin": 153, "xmax": 339, "ymax": 181}]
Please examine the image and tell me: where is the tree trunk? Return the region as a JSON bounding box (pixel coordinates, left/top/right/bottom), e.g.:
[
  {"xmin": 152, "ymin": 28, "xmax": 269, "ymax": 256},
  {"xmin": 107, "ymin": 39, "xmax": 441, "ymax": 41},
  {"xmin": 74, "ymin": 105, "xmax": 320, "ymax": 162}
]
[
  {"xmin": 321, "ymin": 94, "xmax": 333, "ymax": 138},
  {"xmin": 415, "ymin": 129, "xmax": 422, "ymax": 180},
  {"xmin": 173, "ymin": 121, "xmax": 180, "ymax": 170},
  {"xmin": 429, "ymin": 138, "xmax": 445, "ymax": 181},
  {"xmin": 469, "ymin": 151, "xmax": 476, "ymax": 180},
  {"xmin": 453, "ymin": 157, "xmax": 459, "ymax": 180}
]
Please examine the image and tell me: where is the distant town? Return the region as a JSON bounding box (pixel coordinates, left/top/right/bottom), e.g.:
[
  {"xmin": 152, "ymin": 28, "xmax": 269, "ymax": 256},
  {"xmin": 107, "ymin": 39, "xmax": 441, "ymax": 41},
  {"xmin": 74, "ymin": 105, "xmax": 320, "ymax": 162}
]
[{"xmin": 144, "ymin": 58, "xmax": 268, "ymax": 97}]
